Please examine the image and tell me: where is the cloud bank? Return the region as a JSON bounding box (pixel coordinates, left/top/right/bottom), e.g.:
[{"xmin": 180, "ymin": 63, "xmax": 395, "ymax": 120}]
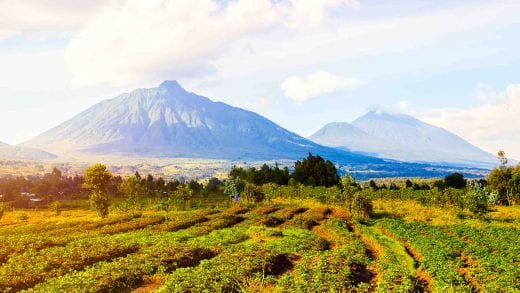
[
  {"xmin": 281, "ymin": 71, "xmax": 365, "ymax": 101},
  {"xmin": 424, "ymin": 84, "xmax": 520, "ymax": 160}
]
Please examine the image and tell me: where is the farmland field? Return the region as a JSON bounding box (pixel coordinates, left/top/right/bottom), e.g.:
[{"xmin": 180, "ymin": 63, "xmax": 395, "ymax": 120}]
[{"xmin": 0, "ymin": 198, "xmax": 519, "ymax": 292}]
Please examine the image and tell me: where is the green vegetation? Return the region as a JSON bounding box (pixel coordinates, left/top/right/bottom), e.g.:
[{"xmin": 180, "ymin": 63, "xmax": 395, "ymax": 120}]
[{"xmin": 0, "ymin": 153, "xmax": 519, "ymax": 292}]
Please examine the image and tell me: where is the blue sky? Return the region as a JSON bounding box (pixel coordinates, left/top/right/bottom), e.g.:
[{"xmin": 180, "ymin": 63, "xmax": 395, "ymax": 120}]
[{"xmin": 1, "ymin": 0, "xmax": 519, "ymax": 159}]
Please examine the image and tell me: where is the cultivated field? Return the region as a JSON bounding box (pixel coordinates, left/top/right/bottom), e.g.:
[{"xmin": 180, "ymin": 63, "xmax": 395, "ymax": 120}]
[{"xmin": 0, "ymin": 198, "xmax": 518, "ymax": 292}]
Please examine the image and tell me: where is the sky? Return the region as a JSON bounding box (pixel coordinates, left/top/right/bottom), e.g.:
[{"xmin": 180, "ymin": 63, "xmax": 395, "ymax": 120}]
[{"xmin": 1, "ymin": 0, "xmax": 520, "ymax": 160}]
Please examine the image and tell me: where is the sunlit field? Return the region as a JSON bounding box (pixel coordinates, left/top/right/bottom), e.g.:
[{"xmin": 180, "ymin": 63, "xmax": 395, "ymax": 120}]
[{"xmin": 1, "ymin": 196, "xmax": 518, "ymax": 293}]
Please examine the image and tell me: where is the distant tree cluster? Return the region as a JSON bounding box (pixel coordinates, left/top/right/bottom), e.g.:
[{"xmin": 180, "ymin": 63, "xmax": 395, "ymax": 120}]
[
  {"xmin": 229, "ymin": 163, "xmax": 289, "ymax": 186},
  {"xmin": 229, "ymin": 153, "xmax": 339, "ymax": 188},
  {"xmin": 0, "ymin": 168, "xmax": 84, "ymax": 202}
]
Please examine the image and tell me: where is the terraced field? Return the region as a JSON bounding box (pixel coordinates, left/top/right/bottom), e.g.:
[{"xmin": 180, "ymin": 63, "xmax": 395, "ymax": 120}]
[{"xmin": 0, "ymin": 201, "xmax": 518, "ymax": 292}]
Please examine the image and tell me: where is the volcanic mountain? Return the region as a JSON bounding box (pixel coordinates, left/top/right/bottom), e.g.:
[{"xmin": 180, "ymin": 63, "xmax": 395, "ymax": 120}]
[
  {"xmin": 310, "ymin": 111, "xmax": 497, "ymax": 167},
  {"xmin": 22, "ymin": 81, "xmax": 380, "ymax": 163}
]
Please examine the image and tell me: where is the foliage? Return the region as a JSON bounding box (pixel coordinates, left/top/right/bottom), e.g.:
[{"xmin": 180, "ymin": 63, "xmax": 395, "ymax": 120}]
[
  {"xmin": 49, "ymin": 201, "xmax": 62, "ymax": 216},
  {"xmin": 243, "ymin": 183, "xmax": 265, "ymax": 203},
  {"xmin": 465, "ymin": 186, "xmax": 489, "ymax": 217},
  {"xmin": 83, "ymin": 164, "xmax": 112, "ymax": 218},
  {"xmin": 119, "ymin": 176, "xmax": 145, "ymax": 210},
  {"xmin": 350, "ymin": 191, "xmax": 373, "ymax": 219},
  {"xmin": 444, "ymin": 172, "xmax": 466, "ymax": 189},
  {"xmin": 0, "ymin": 203, "xmax": 4, "ymax": 221},
  {"xmin": 291, "ymin": 153, "xmax": 340, "ymax": 187},
  {"xmin": 229, "ymin": 163, "xmax": 290, "ymax": 185},
  {"xmin": 175, "ymin": 184, "xmax": 194, "ymax": 210},
  {"xmin": 223, "ymin": 177, "xmax": 245, "ymax": 197}
]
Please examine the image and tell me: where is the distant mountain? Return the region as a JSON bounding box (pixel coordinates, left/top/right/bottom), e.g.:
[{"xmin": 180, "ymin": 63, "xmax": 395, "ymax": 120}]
[
  {"xmin": 310, "ymin": 111, "xmax": 497, "ymax": 167},
  {"xmin": 0, "ymin": 141, "xmax": 56, "ymax": 160},
  {"xmin": 22, "ymin": 81, "xmax": 380, "ymax": 163}
]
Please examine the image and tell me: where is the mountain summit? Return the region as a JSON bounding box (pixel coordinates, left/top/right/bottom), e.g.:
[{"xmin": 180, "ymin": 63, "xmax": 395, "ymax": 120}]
[
  {"xmin": 22, "ymin": 81, "xmax": 377, "ymax": 162},
  {"xmin": 310, "ymin": 111, "xmax": 497, "ymax": 167}
]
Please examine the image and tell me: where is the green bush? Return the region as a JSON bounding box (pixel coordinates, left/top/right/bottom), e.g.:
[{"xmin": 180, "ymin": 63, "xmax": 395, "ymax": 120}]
[
  {"xmin": 243, "ymin": 183, "xmax": 265, "ymax": 203},
  {"xmin": 465, "ymin": 186, "xmax": 489, "ymax": 217},
  {"xmin": 350, "ymin": 192, "xmax": 373, "ymax": 219},
  {"xmin": 49, "ymin": 201, "xmax": 62, "ymax": 216}
]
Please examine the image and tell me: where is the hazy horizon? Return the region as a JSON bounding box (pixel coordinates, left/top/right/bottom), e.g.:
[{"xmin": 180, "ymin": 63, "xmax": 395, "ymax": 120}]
[{"xmin": 1, "ymin": 0, "xmax": 519, "ymax": 159}]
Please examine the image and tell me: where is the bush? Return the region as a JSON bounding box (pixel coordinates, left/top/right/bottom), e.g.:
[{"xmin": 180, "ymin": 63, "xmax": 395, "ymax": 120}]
[
  {"xmin": 243, "ymin": 183, "xmax": 265, "ymax": 203},
  {"xmin": 465, "ymin": 187, "xmax": 489, "ymax": 217},
  {"xmin": 49, "ymin": 201, "xmax": 62, "ymax": 216},
  {"xmin": 350, "ymin": 192, "xmax": 373, "ymax": 219}
]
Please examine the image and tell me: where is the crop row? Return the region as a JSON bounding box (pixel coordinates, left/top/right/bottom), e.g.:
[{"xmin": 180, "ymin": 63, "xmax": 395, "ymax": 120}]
[
  {"xmin": 378, "ymin": 219, "xmax": 471, "ymax": 292},
  {"xmin": 0, "ymin": 230, "xmax": 152, "ymax": 292},
  {"xmin": 277, "ymin": 219, "xmax": 371, "ymax": 292},
  {"xmin": 0, "ymin": 214, "xmax": 167, "ymax": 265},
  {"xmin": 355, "ymin": 224, "xmax": 418, "ymax": 292},
  {"xmin": 24, "ymin": 244, "xmax": 217, "ymax": 292}
]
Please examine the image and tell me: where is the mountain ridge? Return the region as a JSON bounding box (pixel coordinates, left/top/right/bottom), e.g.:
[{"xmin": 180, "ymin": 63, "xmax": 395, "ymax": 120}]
[
  {"xmin": 21, "ymin": 81, "xmax": 381, "ymax": 163},
  {"xmin": 310, "ymin": 111, "xmax": 497, "ymax": 167}
]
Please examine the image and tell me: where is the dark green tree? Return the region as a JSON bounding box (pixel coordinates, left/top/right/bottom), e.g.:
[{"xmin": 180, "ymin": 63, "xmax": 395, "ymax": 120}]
[
  {"xmin": 290, "ymin": 153, "xmax": 340, "ymax": 187},
  {"xmin": 444, "ymin": 173, "xmax": 466, "ymax": 189}
]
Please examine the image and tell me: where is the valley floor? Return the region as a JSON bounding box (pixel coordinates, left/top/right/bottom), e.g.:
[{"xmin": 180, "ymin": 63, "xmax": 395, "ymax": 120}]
[{"xmin": 0, "ymin": 199, "xmax": 519, "ymax": 292}]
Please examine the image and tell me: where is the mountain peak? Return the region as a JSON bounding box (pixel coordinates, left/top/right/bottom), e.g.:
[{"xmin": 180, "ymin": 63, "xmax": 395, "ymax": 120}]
[
  {"xmin": 159, "ymin": 80, "xmax": 188, "ymax": 94},
  {"xmin": 356, "ymin": 110, "xmax": 419, "ymax": 126}
]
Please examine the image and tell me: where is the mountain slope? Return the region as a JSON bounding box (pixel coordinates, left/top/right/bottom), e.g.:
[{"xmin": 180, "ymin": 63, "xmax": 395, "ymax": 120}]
[
  {"xmin": 22, "ymin": 81, "xmax": 380, "ymax": 163},
  {"xmin": 310, "ymin": 111, "xmax": 497, "ymax": 167},
  {"xmin": 0, "ymin": 141, "xmax": 56, "ymax": 160}
]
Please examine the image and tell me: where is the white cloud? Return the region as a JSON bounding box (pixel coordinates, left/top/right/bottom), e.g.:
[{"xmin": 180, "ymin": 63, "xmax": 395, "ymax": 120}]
[
  {"xmin": 424, "ymin": 84, "xmax": 520, "ymax": 160},
  {"xmin": 0, "ymin": 0, "xmax": 103, "ymax": 40},
  {"xmin": 64, "ymin": 0, "xmax": 358, "ymax": 87},
  {"xmin": 281, "ymin": 71, "xmax": 365, "ymax": 101}
]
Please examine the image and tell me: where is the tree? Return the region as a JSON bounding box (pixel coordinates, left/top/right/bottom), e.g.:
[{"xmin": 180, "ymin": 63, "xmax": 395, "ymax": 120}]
[
  {"xmin": 224, "ymin": 177, "xmax": 245, "ymax": 197},
  {"xmin": 158, "ymin": 193, "xmax": 175, "ymax": 221},
  {"xmin": 290, "ymin": 153, "xmax": 340, "ymax": 187},
  {"xmin": 444, "ymin": 173, "xmax": 466, "ymax": 189},
  {"xmin": 175, "ymin": 184, "xmax": 193, "ymax": 210},
  {"xmin": 487, "ymin": 151, "xmax": 515, "ymax": 205},
  {"xmin": 206, "ymin": 177, "xmax": 223, "ymax": 193},
  {"xmin": 83, "ymin": 164, "xmax": 112, "ymax": 218},
  {"xmin": 498, "ymin": 150, "xmax": 508, "ymax": 166},
  {"xmin": 119, "ymin": 175, "xmax": 145, "ymax": 210}
]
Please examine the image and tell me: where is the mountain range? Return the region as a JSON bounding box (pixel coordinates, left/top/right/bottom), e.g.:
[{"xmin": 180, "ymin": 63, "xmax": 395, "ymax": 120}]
[
  {"xmin": 22, "ymin": 81, "xmax": 379, "ymax": 163},
  {"xmin": 309, "ymin": 111, "xmax": 497, "ymax": 167},
  {"xmin": 8, "ymin": 80, "xmax": 497, "ymax": 178}
]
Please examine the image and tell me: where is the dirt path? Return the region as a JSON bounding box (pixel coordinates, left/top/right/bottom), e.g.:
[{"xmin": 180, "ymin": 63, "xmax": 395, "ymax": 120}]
[{"xmin": 131, "ymin": 276, "xmax": 164, "ymax": 293}]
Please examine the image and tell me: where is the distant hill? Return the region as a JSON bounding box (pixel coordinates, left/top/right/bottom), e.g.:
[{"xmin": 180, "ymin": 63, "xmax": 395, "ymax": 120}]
[
  {"xmin": 22, "ymin": 81, "xmax": 380, "ymax": 163},
  {"xmin": 0, "ymin": 141, "xmax": 56, "ymax": 160},
  {"xmin": 310, "ymin": 111, "xmax": 497, "ymax": 168}
]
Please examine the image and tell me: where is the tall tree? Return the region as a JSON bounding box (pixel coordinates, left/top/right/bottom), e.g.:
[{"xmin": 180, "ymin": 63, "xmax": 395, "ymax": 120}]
[
  {"xmin": 119, "ymin": 175, "xmax": 145, "ymax": 210},
  {"xmin": 83, "ymin": 164, "xmax": 112, "ymax": 217}
]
